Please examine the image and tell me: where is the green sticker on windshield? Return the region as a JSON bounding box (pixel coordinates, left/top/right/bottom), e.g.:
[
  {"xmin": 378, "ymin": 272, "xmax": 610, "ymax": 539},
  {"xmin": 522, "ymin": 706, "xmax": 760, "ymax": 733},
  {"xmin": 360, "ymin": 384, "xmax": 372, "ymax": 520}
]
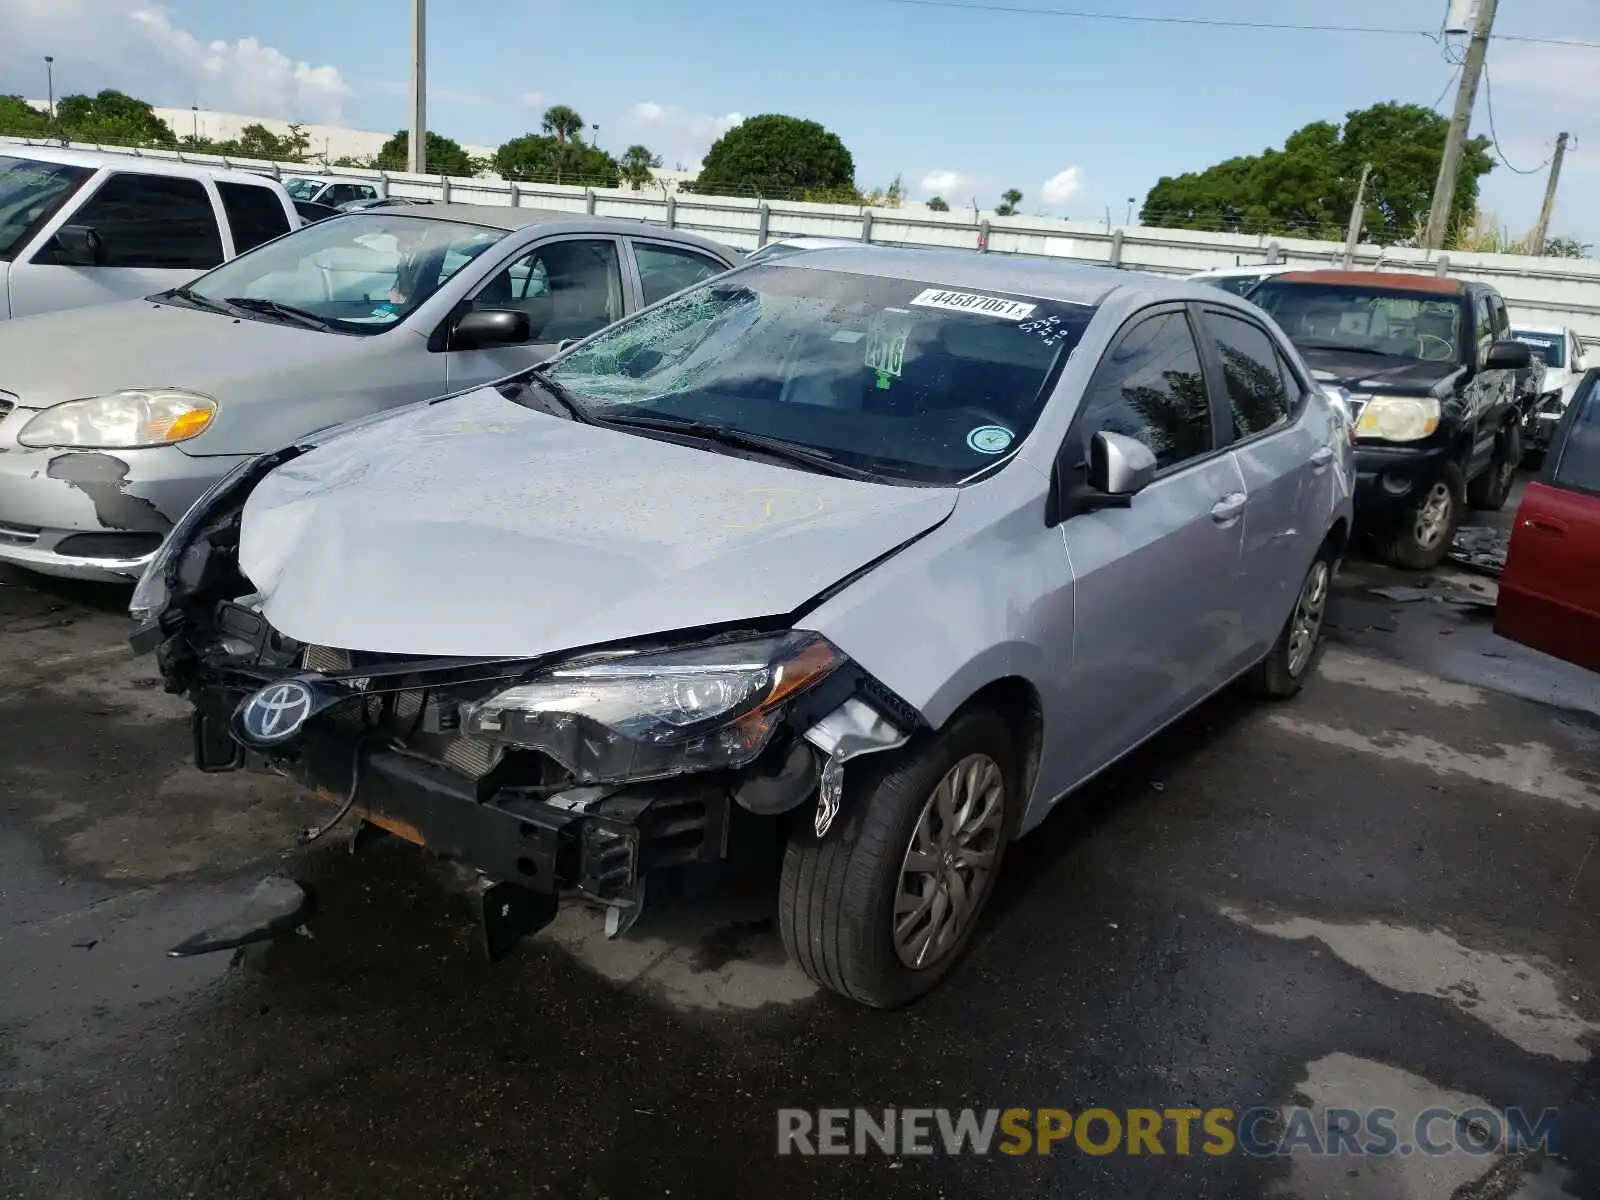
[
  {"xmin": 864, "ymin": 308, "xmax": 913, "ymax": 380},
  {"xmin": 876, "ymin": 371, "xmax": 892, "ymax": 389}
]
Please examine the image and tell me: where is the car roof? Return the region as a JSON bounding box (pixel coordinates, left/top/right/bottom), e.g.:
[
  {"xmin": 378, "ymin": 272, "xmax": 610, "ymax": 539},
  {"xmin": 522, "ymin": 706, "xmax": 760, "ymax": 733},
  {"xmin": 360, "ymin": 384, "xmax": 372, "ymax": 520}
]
[
  {"xmin": 1189, "ymin": 264, "xmax": 1291, "ymax": 279},
  {"xmin": 0, "ymin": 142, "xmax": 281, "ymax": 187},
  {"xmin": 371, "ymin": 202, "xmax": 734, "ymax": 251},
  {"xmin": 765, "ymin": 245, "xmax": 1216, "ymax": 307},
  {"xmin": 1269, "ymin": 269, "xmax": 1468, "ymax": 295}
]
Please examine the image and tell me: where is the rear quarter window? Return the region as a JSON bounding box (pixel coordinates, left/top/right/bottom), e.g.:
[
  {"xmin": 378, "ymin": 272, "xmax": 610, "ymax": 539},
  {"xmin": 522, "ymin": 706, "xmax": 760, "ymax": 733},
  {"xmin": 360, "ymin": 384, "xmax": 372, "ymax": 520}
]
[{"xmin": 218, "ymin": 182, "xmax": 292, "ymax": 253}]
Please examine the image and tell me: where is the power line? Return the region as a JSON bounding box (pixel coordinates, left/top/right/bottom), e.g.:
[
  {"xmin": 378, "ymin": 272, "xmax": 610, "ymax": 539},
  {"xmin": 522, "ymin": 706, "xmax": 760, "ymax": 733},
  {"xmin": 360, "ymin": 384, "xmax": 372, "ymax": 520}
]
[
  {"xmin": 885, "ymin": 0, "xmax": 1600, "ymax": 49},
  {"xmin": 1480, "ymin": 63, "xmax": 1551, "ymax": 175}
]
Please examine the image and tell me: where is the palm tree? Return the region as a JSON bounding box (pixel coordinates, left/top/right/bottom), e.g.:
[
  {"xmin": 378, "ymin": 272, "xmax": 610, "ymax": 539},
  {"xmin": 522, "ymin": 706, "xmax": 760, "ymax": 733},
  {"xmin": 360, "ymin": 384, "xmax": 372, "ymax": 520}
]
[
  {"xmin": 619, "ymin": 144, "xmax": 663, "ymax": 188},
  {"xmin": 542, "ymin": 104, "xmax": 585, "ymax": 145},
  {"xmin": 995, "ymin": 188, "xmax": 1023, "ymax": 216}
]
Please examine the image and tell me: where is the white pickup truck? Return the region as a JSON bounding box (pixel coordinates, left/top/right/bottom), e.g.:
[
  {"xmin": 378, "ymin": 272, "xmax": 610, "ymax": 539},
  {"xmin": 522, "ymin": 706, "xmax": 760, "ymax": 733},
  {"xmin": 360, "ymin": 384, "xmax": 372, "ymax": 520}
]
[
  {"xmin": 0, "ymin": 143, "xmax": 301, "ymax": 321},
  {"xmin": 1513, "ymin": 322, "xmax": 1591, "ymax": 463}
]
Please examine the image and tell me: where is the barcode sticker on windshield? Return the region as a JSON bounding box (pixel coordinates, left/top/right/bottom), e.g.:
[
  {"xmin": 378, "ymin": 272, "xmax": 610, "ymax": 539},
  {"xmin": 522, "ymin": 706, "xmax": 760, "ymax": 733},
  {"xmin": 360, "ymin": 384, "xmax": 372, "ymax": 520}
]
[{"xmin": 910, "ymin": 289, "xmax": 1036, "ymax": 321}]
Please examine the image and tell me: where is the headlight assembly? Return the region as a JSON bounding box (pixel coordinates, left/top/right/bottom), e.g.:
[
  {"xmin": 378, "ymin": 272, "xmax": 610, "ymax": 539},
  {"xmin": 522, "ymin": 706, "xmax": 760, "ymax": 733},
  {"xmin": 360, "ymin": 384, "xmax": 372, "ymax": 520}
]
[
  {"xmin": 1353, "ymin": 395, "xmax": 1440, "ymax": 443},
  {"xmin": 463, "ymin": 631, "xmax": 845, "ymax": 783},
  {"xmin": 19, "ymin": 389, "xmax": 217, "ymax": 449}
]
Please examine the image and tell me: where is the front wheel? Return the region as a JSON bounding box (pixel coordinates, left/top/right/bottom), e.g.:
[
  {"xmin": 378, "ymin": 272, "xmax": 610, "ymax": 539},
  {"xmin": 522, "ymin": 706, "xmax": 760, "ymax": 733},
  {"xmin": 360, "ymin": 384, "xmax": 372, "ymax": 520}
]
[
  {"xmin": 1466, "ymin": 423, "xmax": 1521, "ymax": 512},
  {"xmin": 778, "ymin": 707, "xmax": 1016, "ymax": 1008},
  {"xmin": 1376, "ymin": 467, "xmax": 1462, "ymax": 570}
]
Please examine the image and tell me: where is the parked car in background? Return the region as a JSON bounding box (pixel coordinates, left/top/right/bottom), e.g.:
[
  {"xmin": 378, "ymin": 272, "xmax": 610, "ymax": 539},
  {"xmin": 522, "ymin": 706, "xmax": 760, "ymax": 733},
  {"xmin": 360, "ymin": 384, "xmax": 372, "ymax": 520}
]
[
  {"xmin": 1187, "ymin": 263, "xmax": 1297, "ymax": 297},
  {"xmin": 132, "ymin": 250, "xmax": 1353, "ymax": 1007},
  {"xmin": 0, "ymin": 204, "xmax": 738, "ymax": 580},
  {"xmin": 281, "ymin": 175, "xmax": 379, "ymax": 209},
  {"xmin": 1249, "ymin": 270, "xmax": 1529, "ymax": 568},
  {"xmin": 1512, "ymin": 322, "xmax": 1590, "ymax": 465},
  {"xmin": 292, "ymin": 199, "xmax": 343, "ymax": 224},
  {"xmin": 1495, "ymin": 368, "xmax": 1600, "ymax": 672},
  {"xmin": 0, "ymin": 145, "xmax": 300, "ymax": 320}
]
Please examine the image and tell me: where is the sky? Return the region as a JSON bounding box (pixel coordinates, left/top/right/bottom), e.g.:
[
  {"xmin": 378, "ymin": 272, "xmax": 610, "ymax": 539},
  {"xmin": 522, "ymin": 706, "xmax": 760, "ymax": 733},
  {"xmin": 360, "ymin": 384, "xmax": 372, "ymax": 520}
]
[{"xmin": 2, "ymin": 0, "xmax": 1598, "ymax": 242}]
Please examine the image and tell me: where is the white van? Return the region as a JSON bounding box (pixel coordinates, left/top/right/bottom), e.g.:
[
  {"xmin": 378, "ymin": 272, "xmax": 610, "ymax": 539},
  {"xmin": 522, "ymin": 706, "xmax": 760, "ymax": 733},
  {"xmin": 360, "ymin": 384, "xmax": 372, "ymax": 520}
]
[{"xmin": 0, "ymin": 144, "xmax": 301, "ymax": 320}]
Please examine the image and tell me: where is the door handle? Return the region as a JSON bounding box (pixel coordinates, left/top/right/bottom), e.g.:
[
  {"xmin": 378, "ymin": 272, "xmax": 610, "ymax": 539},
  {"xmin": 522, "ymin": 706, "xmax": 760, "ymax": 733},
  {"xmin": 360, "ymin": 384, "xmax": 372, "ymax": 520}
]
[
  {"xmin": 1211, "ymin": 492, "xmax": 1247, "ymax": 523},
  {"xmin": 1524, "ymin": 516, "xmax": 1567, "ymax": 534}
]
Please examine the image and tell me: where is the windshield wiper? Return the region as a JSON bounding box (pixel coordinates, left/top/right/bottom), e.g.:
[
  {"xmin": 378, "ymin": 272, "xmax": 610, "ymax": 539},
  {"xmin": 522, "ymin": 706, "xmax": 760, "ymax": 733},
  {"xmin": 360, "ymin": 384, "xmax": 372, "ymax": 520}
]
[
  {"xmin": 597, "ymin": 412, "xmax": 883, "ymax": 482},
  {"xmin": 525, "ymin": 368, "xmax": 594, "ymax": 423},
  {"xmin": 1296, "ymin": 341, "xmax": 1404, "ymax": 358},
  {"xmin": 152, "ymin": 285, "xmax": 237, "ymax": 317},
  {"xmin": 223, "ymin": 297, "xmax": 332, "ymax": 332}
]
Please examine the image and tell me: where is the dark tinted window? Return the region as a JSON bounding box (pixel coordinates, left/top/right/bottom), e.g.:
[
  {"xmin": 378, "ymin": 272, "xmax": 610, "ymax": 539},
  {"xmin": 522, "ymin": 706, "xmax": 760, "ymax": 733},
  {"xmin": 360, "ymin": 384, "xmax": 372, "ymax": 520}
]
[
  {"xmin": 1554, "ymin": 381, "xmax": 1600, "ymax": 494},
  {"xmin": 57, "ymin": 173, "xmax": 223, "ymax": 269},
  {"xmin": 1081, "ymin": 311, "xmax": 1214, "ymax": 470},
  {"xmin": 1201, "ymin": 311, "xmax": 1292, "ymax": 438},
  {"xmin": 218, "ymin": 182, "xmax": 291, "ymax": 252},
  {"xmin": 634, "ymin": 242, "xmax": 727, "ymax": 306}
]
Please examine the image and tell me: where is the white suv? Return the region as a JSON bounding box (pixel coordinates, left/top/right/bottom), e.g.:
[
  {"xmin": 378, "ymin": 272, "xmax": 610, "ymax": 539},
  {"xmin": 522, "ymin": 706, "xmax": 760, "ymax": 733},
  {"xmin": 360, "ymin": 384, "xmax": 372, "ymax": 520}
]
[{"xmin": 0, "ymin": 144, "xmax": 300, "ymax": 320}]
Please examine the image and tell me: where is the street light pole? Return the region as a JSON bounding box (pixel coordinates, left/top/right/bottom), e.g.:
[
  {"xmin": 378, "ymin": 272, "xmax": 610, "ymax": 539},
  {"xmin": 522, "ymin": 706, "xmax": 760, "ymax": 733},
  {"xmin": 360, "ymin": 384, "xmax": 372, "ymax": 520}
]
[
  {"xmin": 408, "ymin": 0, "xmax": 427, "ymax": 174},
  {"xmin": 44, "ymin": 55, "xmax": 55, "ymax": 118},
  {"xmin": 1423, "ymin": 0, "xmax": 1498, "ymax": 251}
]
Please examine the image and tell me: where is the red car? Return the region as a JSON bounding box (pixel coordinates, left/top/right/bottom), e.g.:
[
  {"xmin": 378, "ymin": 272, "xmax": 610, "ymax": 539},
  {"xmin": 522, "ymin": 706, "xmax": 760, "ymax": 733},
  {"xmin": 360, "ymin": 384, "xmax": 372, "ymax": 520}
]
[{"xmin": 1496, "ymin": 368, "xmax": 1600, "ymax": 671}]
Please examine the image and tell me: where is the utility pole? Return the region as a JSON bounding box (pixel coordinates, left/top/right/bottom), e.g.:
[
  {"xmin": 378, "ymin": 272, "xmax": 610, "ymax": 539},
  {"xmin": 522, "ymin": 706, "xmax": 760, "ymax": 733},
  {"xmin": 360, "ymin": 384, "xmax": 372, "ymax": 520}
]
[
  {"xmin": 1343, "ymin": 163, "xmax": 1371, "ymax": 269},
  {"xmin": 1424, "ymin": 0, "xmax": 1497, "ymax": 250},
  {"xmin": 1528, "ymin": 131, "xmax": 1569, "ymax": 257},
  {"xmin": 408, "ymin": 0, "xmax": 426, "ymax": 174}
]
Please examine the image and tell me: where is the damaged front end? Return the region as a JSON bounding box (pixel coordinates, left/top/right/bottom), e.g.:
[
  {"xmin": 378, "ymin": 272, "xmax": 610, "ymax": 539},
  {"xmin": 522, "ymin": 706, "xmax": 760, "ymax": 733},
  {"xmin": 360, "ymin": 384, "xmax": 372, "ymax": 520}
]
[{"xmin": 129, "ymin": 458, "xmax": 921, "ymax": 957}]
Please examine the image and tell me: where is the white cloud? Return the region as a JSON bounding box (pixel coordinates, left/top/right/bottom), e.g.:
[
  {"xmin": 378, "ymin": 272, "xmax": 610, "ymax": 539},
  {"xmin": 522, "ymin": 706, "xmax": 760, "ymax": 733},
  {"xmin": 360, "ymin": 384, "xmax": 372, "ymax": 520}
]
[
  {"xmin": 0, "ymin": 0, "xmax": 352, "ymax": 123},
  {"xmin": 1487, "ymin": 43, "xmax": 1598, "ymax": 109},
  {"xmin": 625, "ymin": 102, "xmax": 742, "ymax": 167},
  {"xmin": 920, "ymin": 169, "xmax": 967, "ymax": 196},
  {"xmin": 1040, "ymin": 166, "xmax": 1083, "ymax": 207}
]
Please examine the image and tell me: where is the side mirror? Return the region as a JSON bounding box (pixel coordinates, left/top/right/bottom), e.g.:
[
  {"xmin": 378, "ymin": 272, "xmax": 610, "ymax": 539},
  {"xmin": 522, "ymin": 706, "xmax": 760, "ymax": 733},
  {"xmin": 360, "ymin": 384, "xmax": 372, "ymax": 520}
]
[
  {"xmin": 451, "ymin": 308, "xmax": 531, "ymax": 351},
  {"xmin": 1484, "ymin": 339, "xmax": 1531, "ymax": 371},
  {"xmin": 1087, "ymin": 431, "xmax": 1158, "ymax": 503},
  {"xmin": 50, "ymin": 224, "xmax": 104, "ymax": 267}
]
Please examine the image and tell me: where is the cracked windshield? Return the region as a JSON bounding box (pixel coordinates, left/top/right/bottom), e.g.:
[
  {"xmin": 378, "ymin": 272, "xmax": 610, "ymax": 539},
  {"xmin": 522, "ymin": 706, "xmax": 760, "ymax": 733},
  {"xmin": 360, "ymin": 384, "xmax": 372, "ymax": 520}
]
[{"xmin": 545, "ymin": 266, "xmax": 1095, "ymax": 483}]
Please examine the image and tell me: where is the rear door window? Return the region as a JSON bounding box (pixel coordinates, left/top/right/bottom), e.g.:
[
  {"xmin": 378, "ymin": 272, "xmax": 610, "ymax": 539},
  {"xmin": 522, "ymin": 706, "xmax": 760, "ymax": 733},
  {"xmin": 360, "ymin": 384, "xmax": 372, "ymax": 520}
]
[
  {"xmin": 633, "ymin": 241, "xmax": 728, "ymax": 306},
  {"xmin": 1199, "ymin": 309, "xmax": 1292, "ymax": 439},
  {"xmin": 218, "ymin": 182, "xmax": 291, "ymax": 253},
  {"xmin": 49, "ymin": 172, "xmax": 223, "ymax": 269}
]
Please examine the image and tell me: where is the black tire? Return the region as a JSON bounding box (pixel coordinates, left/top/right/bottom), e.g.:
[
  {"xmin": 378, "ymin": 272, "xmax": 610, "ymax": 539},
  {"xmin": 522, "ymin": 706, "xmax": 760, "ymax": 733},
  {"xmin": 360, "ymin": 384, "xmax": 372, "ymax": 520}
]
[
  {"xmin": 1244, "ymin": 541, "xmax": 1338, "ymax": 699},
  {"xmin": 778, "ymin": 706, "xmax": 1017, "ymax": 1009},
  {"xmin": 1375, "ymin": 464, "xmax": 1463, "ymax": 570},
  {"xmin": 1466, "ymin": 422, "xmax": 1520, "ymax": 511}
]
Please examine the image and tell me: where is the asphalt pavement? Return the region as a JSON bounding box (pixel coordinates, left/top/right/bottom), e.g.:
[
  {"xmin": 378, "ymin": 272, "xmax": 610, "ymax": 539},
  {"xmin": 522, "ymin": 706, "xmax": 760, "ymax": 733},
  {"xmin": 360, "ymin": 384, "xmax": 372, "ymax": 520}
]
[{"xmin": 2, "ymin": 493, "xmax": 1598, "ymax": 1200}]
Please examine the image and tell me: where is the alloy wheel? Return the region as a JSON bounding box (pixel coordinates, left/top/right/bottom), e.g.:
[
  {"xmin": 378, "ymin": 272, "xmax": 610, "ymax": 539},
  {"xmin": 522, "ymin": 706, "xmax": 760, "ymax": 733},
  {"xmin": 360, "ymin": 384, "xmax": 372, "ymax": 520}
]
[
  {"xmin": 1286, "ymin": 560, "xmax": 1331, "ymax": 677},
  {"xmin": 893, "ymin": 753, "xmax": 1006, "ymax": 970},
  {"xmin": 1413, "ymin": 481, "xmax": 1454, "ymax": 551}
]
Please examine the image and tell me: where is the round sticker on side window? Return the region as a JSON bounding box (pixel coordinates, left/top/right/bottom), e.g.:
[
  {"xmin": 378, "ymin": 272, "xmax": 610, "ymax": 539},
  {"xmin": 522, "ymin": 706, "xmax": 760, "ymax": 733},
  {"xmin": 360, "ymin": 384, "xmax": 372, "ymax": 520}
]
[{"xmin": 966, "ymin": 425, "xmax": 1015, "ymax": 455}]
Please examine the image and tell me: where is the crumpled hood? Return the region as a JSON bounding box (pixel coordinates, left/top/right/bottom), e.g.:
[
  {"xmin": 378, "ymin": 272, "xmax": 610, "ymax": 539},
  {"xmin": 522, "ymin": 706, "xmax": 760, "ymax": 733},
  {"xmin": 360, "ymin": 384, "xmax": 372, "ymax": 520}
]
[
  {"xmin": 0, "ymin": 300, "xmax": 357, "ymax": 409},
  {"xmin": 239, "ymin": 386, "xmax": 959, "ymax": 658},
  {"xmin": 1299, "ymin": 346, "xmax": 1463, "ymax": 396}
]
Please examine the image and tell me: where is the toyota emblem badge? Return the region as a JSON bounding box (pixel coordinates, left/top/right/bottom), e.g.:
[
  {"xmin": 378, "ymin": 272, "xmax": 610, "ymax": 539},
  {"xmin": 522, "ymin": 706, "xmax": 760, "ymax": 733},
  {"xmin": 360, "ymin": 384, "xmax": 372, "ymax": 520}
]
[{"xmin": 237, "ymin": 680, "xmax": 315, "ymax": 745}]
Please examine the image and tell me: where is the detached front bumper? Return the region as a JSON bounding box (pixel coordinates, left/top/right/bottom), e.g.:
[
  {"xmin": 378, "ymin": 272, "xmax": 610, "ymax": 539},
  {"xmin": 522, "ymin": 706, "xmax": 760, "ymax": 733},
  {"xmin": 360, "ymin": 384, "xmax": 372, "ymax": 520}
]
[
  {"xmin": 1521, "ymin": 395, "xmax": 1565, "ymax": 453},
  {"xmin": 1352, "ymin": 442, "xmax": 1455, "ymax": 517},
  {"xmin": 0, "ymin": 413, "xmax": 251, "ymax": 580}
]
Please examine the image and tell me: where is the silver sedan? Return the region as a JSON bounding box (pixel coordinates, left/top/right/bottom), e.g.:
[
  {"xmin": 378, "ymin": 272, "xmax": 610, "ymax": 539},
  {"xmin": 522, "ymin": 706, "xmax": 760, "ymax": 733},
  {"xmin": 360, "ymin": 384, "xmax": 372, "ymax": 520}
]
[{"xmin": 0, "ymin": 204, "xmax": 738, "ymax": 580}]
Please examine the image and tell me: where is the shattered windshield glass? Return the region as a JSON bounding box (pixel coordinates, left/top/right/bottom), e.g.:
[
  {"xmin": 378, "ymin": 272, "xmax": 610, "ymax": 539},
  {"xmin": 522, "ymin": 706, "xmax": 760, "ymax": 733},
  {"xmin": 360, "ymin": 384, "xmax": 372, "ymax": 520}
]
[{"xmin": 542, "ymin": 265, "xmax": 1096, "ymax": 485}]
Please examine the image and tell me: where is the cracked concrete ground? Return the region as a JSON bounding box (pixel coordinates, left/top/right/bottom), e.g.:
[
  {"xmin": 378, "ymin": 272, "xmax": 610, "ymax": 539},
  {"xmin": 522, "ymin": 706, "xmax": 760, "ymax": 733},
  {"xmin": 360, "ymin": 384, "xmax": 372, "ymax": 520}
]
[{"xmin": 2, "ymin": 506, "xmax": 1597, "ymax": 1199}]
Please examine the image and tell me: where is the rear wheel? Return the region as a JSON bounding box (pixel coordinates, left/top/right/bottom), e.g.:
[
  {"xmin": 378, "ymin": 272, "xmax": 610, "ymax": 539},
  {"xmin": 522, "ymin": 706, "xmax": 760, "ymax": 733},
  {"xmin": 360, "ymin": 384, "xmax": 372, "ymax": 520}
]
[
  {"xmin": 1376, "ymin": 466, "xmax": 1462, "ymax": 570},
  {"xmin": 1467, "ymin": 423, "xmax": 1521, "ymax": 511},
  {"xmin": 1245, "ymin": 543, "xmax": 1336, "ymax": 698},
  {"xmin": 778, "ymin": 707, "xmax": 1015, "ymax": 1009}
]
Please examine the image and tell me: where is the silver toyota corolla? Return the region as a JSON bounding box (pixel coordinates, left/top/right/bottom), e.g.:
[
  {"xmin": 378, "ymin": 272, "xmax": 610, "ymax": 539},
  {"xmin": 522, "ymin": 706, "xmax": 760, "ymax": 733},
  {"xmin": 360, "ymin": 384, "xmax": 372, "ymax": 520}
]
[
  {"xmin": 0, "ymin": 204, "xmax": 738, "ymax": 580},
  {"xmin": 133, "ymin": 248, "xmax": 1354, "ymax": 1008}
]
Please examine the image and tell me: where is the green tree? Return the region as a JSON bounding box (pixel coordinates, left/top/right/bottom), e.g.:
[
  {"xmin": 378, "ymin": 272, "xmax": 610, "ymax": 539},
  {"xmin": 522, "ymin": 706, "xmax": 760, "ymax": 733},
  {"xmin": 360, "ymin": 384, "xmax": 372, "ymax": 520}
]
[
  {"xmin": 619, "ymin": 143, "xmax": 662, "ymax": 188},
  {"xmin": 0, "ymin": 95, "xmax": 53, "ymax": 138},
  {"xmin": 376, "ymin": 129, "xmax": 475, "ymax": 176},
  {"xmin": 1140, "ymin": 101, "xmax": 1492, "ymax": 244},
  {"xmin": 54, "ymin": 89, "xmax": 176, "ymax": 147},
  {"xmin": 926, "ymin": 195, "xmax": 950, "ymax": 212},
  {"xmin": 492, "ymin": 133, "xmax": 618, "ymax": 186},
  {"xmin": 1542, "ymin": 236, "xmax": 1591, "ymax": 259},
  {"xmin": 995, "ymin": 187, "xmax": 1022, "ymax": 216},
  {"xmin": 541, "ymin": 104, "xmax": 585, "ymax": 145},
  {"xmin": 693, "ymin": 114, "xmax": 854, "ymax": 199}
]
